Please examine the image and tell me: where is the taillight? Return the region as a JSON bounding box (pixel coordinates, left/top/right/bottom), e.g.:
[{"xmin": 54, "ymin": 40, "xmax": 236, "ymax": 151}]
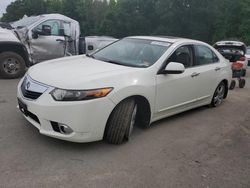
[
  {"xmin": 239, "ymin": 56, "xmax": 246, "ymax": 61},
  {"xmin": 232, "ymin": 62, "xmax": 243, "ymax": 70}
]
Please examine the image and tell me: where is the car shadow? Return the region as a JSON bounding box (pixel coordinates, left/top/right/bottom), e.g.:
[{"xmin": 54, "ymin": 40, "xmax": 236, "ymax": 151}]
[{"xmin": 24, "ymin": 105, "xmax": 210, "ymax": 152}]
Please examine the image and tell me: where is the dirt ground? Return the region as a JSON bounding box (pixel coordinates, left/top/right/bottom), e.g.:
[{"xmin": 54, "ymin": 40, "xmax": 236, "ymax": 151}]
[{"xmin": 0, "ymin": 70, "xmax": 249, "ymax": 188}]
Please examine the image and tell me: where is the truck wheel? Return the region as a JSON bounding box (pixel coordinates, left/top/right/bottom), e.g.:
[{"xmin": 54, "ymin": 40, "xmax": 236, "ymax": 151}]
[
  {"xmin": 104, "ymin": 99, "xmax": 137, "ymax": 145},
  {"xmin": 0, "ymin": 51, "xmax": 26, "ymax": 79},
  {"xmin": 211, "ymin": 82, "xmax": 226, "ymax": 107}
]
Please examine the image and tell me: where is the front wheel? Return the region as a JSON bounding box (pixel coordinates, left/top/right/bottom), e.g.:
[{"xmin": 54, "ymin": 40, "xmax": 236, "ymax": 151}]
[
  {"xmin": 0, "ymin": 51, "xmax": 26, "ymax": 79},
  {"xmin": 104, "ymin": 99, "xmax": 137, "ymax": 145},
  {"xmin": 211, "ymin": 82, "xmax": 226, "ymax": 107}
]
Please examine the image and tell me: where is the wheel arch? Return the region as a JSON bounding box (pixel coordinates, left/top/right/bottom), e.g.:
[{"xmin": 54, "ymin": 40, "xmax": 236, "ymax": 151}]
[
  {"xmin": 105, "ymin": 95, "xmax": 152, "ymax": 133},
  {"xmin": 0, "ymin": 42, "xmax": 31, "ymax": 67}
]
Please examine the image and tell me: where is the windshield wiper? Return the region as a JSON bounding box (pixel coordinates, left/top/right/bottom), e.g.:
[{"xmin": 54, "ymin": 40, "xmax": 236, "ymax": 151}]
[
  {"xmin": 86, "ymin": 54, "xmax": 95, "ymax": 59},
  {"xmin": 105, "ymin": 60, "xmax": 125, "ymax": 66},
  {"xmin": 104, "ymin": 59, "xmax": 144, "ymax": 68}
]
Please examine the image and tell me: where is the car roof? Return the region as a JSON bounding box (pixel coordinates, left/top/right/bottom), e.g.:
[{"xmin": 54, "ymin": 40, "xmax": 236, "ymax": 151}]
[
  {"xmin": 27, "ymin": 14, "xmax": 78, "ymax": 24},
  {"xmin": 127, "ymin": 36, "xmax": 200, "ymax": 44}
]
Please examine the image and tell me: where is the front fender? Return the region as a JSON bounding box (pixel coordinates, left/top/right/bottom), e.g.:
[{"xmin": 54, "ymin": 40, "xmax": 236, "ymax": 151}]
[{"xmin": 0, "ymin": 41, "xmax": 31, "ymax": 67}]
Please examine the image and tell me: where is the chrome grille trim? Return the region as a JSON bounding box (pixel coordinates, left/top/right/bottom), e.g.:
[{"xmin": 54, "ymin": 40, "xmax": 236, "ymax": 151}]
[{"xmin": 21, "ymin": 76, "xmax": 49, "ymax": 100}]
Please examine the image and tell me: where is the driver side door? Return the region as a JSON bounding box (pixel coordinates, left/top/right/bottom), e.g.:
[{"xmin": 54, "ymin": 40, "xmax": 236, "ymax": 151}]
[
  {"xmin": 29, "ymin": 20, "xmax": 65, "ymax": 63},
  {"xmin": 155, "ymin": 45, "xmax": 200, "ymax": 119}
]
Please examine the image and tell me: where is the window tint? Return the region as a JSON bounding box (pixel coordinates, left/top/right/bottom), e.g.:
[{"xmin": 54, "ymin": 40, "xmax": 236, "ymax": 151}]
[
  {"xmin": 195, "ymin": 45, "xmax": 219, "ymax": 66},
  {"xmin": 36, "ymin": 20, "xmax": 61, "ymax": 36},
  {"xmin": 168, "ymin": 46, "xmax": 193, "ymax": 68}
]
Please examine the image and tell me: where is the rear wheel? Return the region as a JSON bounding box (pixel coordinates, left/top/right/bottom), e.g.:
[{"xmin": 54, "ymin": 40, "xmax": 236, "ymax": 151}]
[
  {"xmin": 104, "ymin": 99, "xmax": 137, "ymax": 145},
  {"xmin": 211, "ymin": 82, "xmax": 226, "ymax": 107},
  {"xmin": 239, "ymin": 79, "xmax": 246, "ymax": 88},
  {"xmin": 0, "ymin": 51, "xmax": 26, "ymax": 79},
  {"xmin": 229, "ymin": 80, "xmax": 236, "ymax": 90},
  {"xmin": 242, "ymin": 69, "xmax": 246, "ymax": 77}
]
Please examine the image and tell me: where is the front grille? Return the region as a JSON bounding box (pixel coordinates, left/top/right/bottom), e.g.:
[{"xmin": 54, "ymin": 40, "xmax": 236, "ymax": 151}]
[
  {"xmin": 20, "ymin": 76, "xmax": 48, "ymax": 100},
  {"xmin": 21, "ymin": 82, "xmax": 43, "ymax": 100}
]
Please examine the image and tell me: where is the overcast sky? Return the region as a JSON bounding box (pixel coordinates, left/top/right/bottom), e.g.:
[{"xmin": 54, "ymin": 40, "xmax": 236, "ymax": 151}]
[{"xmin": 0, "ymin": 0, "xmax": 15, "ymax": 17}]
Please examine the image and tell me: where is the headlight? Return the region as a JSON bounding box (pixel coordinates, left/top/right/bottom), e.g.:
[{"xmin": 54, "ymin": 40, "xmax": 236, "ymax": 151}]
[{"xmin": 50, "ymin": 88, "xmax": 113, "ymax": 101}]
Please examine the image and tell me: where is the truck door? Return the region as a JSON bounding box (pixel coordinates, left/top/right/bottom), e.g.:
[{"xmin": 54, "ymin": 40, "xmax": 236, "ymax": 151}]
[{"xmin": 29, "ymin": 20, "xmax": 65, "ymax": 63}]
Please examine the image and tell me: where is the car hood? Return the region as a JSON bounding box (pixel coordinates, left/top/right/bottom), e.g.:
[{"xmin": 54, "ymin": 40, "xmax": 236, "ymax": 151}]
[
  {"xmin": 0, "ymin": 28, "xmax": 20, "ymax": 42},
  {"xmin": 28, "ymin": 56, "xmax": 139, "ymax": 89}
]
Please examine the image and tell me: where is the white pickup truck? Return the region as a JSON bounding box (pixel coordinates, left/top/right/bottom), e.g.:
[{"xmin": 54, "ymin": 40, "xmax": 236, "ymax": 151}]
[{"xmin": 0, "ymin": 14, "xmax": 117, "ymax": 79}]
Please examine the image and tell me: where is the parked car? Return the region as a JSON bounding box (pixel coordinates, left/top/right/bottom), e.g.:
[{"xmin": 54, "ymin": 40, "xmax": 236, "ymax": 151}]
[
  {"xmin": 0, "ymin": 14, "xmax": 117, "ymax": 79},
  {"xmin": 214, "ymin": 41, "xmax": 248, "ymax": 76},
  {"xmin": 17, "ymin": 36, "xmax": 232, "ymax": 144},
  {"xmin": 246, "ymin": 46, "xmax": 250, "ymax": 66}
]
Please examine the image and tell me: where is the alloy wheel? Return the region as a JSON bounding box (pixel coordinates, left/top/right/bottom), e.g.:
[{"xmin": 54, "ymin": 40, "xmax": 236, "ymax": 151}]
[{"xmin": 213, "ymin": 84, "xmax": 225, "ymax": 107}]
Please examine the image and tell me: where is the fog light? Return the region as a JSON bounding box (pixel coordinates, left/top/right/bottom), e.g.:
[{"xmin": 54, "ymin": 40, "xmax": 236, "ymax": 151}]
[
  {"xmin": 51, "ymin": 121, "xmax": 73, "ymax": 135},
  {"xmin": 58, "ymin": 123, "xmax": 73, "ymax": 134}
]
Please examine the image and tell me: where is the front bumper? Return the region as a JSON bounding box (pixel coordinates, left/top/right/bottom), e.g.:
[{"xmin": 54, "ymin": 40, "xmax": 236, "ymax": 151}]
[{"xmin": 17, "ymin": 79, "xmax": 115, "ymax": 143}]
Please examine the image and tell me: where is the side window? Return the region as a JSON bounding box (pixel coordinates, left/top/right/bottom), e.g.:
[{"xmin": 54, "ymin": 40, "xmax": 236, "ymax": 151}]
[
  {"xmin": 36, "ymin": 20, "xmax": 61, "ymax": 36},
  {"xmin": 62, "ymin": 22, "xmax": 71, "ymax": 36},
  {"xmin": 168, "ymin": 45, "xmax": 193, "ymax": 68},
  {"xmin": 195, "ymin": 45, "xmax": 219, "ymax": 66}
]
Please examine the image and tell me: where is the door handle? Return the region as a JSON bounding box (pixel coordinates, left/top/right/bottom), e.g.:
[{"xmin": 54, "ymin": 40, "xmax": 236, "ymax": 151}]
[
  {"xmin": 56, "ymin": 39, "xmax": 65, "ymax": 42},
  {"xmin": 191, "ymin": 72, "xmax": 200, "ymax": 78},
  {"xmin": 215, "ymin": 67, "xmax": 221, "ymax": 71}
]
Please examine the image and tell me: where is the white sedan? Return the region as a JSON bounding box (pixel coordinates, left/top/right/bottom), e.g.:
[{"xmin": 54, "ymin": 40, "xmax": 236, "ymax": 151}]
[{"xmin": 17, "ymin": 36, "xmax": 232, "ymax": 144}]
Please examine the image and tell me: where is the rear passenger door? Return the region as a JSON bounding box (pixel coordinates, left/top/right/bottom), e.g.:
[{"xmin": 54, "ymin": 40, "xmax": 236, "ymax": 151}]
[{"xmin": 191, "ymin": 44, "xmax": 221, "ymax": 101}]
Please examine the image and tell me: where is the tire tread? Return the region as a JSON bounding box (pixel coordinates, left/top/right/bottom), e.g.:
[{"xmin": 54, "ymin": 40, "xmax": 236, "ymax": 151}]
[{"xmin": 105, "ymin": 99, "xmax": 135, "ymax": 144}]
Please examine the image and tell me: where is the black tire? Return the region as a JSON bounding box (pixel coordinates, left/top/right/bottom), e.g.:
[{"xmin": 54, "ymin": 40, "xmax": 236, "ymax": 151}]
[
  {"xmin": 211, "ymin": 82, "xmax": 226, "ymax": 107},
  {"xmin": 242, "ymin": 70, "xmax": 246, "ymax": 77},
  {"xmin": 239, "ymin": 79, "xmax": 246, "ymax": 88},
  {"xmin": 0, "ymin": 51, "xmax": 26, "ymax": 79},
  {"xmin": 104, "ymin": 99, "xmax": 137, "ymax": 145},
  {"xmin": 229, "ymin": 80, "xmax": 236, "ymax": 90}
]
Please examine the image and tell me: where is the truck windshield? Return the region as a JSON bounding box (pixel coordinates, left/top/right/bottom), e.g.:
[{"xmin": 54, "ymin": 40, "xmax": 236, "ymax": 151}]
[
  {"xmin": 11, "ymin": 16, "xmax": 41, "ymax": 28},
  {"xmin": 92, "ymin": 38, "xmax": 171, "ymax": 68}
]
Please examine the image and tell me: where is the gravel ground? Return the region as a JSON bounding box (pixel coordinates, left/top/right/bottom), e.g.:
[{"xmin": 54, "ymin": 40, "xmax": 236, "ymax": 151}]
[{"xmin": 0, "ymin": 70, "xmax": 249, "ymax": 188}]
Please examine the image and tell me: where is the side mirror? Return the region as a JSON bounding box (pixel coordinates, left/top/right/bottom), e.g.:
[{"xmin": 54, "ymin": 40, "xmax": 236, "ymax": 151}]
[
  {"xmin": 160, "ymin": 62, "xmax": 185, "ymax": 74},
  {"xmin": 32, "ymin": 29, "xmax": 39, "ymax": 39},
  {"xmin": 32, "ymin": 25, "xmax": 51, "ymax": 39},
  {"xmin": 41, "ymin": 25, "xmax": 51, "ymax": 35}
]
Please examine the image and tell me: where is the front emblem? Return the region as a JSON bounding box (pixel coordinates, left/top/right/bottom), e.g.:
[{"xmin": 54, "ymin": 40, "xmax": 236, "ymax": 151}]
[{"xmin": 26, "ymin": 81, "xmax": 31, "ymax": 90}]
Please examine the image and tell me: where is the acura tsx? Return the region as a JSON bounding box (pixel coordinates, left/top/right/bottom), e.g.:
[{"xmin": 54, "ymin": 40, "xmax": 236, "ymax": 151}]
[{"xmin": 17, "ymin": 36, "xmax": 232, "ymax": 144}]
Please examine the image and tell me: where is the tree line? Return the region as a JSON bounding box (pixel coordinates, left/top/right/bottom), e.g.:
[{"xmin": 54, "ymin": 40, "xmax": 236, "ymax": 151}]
[{"xmin": 1, "ymin": 0, "xmax": 250, "ymax": 45}]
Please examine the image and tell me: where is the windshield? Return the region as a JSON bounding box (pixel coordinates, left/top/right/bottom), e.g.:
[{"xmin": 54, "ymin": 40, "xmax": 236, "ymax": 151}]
[
  {"xmin": 92, "ymin": 38, "xmax": 171, "ymax": 68},
  {"xmin": 11, "ymin": 16, "xmax": 41, "ymax": 28}
]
